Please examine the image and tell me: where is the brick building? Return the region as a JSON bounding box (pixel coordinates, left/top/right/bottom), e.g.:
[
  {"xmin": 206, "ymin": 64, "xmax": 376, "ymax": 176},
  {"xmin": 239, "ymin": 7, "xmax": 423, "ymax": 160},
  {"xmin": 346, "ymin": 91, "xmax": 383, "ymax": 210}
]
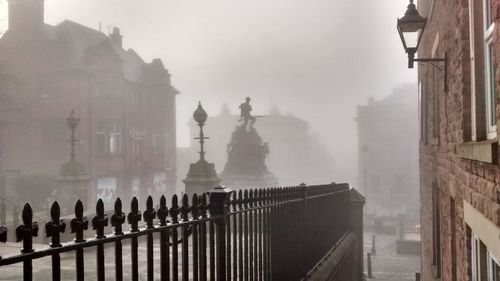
[
  {"xmin": 0, "ymin": 0, "xmax": 178, "ymax": 209},
  {"xmin": 355, "ymin": 84, "xmax": 419, "ymax": 217},
  {"xmin": 416, "ymin": 0, "xmax": 500, "ymax": 280}
]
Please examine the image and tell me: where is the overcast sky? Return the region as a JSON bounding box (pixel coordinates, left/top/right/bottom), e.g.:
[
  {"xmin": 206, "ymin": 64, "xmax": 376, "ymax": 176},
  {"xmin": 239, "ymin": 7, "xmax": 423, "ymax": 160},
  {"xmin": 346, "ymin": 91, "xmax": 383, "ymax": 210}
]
[{"xmin": 0, "ymin": 0, "xmax": 417, "ymax": 186}]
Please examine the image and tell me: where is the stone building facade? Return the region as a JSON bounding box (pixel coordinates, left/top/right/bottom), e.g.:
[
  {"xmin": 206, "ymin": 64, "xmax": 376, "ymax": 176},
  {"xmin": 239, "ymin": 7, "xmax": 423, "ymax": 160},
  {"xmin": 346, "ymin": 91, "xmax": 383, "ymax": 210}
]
[
  {"xmin": 0, "ymin": 0, "xmax": 178, "ymax": 210},
  {"xmin": 355, "ymin": 84, "xmax": 419, "ymax": 217},
  {"xmin": 417, "ymin": 0, "xmax": 500, "ymax": 280}
]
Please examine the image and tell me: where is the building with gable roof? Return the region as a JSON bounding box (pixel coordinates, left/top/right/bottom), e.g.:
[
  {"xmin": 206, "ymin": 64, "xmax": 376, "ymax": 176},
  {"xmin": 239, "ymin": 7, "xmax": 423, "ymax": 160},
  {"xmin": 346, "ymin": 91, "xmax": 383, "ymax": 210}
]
[{"xmin": 0, "ymin": 0, "xmax": 179, "ymax": 210}]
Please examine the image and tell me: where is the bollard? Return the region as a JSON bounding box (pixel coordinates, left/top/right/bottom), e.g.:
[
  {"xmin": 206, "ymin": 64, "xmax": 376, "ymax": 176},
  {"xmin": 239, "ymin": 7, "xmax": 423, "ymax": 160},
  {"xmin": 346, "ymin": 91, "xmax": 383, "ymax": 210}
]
[
  {"xmin": 367, "ymin": 253, "xmax": 373, "ymax": 278},
  {"xmin": 371, "ymin": 234, "xmax": 377, "ymax": 255},
  {"xmin": 415, "ymin": 272, "xmax": 421, "ymax": 281}
]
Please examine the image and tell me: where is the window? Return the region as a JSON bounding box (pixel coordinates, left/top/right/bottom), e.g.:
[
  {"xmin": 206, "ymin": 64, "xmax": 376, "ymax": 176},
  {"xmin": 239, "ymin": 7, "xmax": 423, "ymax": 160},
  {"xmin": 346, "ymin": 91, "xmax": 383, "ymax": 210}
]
[
  {"xmin": 164, "ymin": 134, "xmax": 171, "ymax": 154},
  {"xmin": 152, "ymin": 134, "xmax": 163, "ymax": 154},
  {"xmin": 130, "ymin": 90, "xmax": 140, "ymax": 105},
  {"xmin": 484, "ymin": 0, "xmax": 496, "ymax": 138},
  {"xmin": 469, "ymin": 0, "xmax": 497, "ymax": 140},
  {"xmin": 488, "ymin": 253, "xmax": 500, "ymax": 281},
  {"xmin": 96, "ymin": 128, "xmax": 107, "ymax": 154},
  {"xmin": 132, "ymin": 138, "xmax": 141, "ymax": 158},
  {"xmin": 109, "ymin": 125, "xmax": 122, "ymax": 154},
  {"xmin": 469, "ymin": 230, "xmax": 500, "ymax": 281},
  {"xmin": 97, "ymin": 177, "xmax": 117, "ymax": 210}
]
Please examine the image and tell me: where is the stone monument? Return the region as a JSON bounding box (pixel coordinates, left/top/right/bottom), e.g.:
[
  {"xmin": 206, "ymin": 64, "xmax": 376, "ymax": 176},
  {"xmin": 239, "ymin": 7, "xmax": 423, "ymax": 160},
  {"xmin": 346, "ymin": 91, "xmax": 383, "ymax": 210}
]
[
  {"xmin": 55, "ymin": 110, "xmax": 91, "ymax": 212},
  {"xmin": 183, "ymin": 102, "xmax": 221, "ymax": 196},
  {"xmin": 219, "ymin": 97, "xmax": 278, "ymax": 188}
]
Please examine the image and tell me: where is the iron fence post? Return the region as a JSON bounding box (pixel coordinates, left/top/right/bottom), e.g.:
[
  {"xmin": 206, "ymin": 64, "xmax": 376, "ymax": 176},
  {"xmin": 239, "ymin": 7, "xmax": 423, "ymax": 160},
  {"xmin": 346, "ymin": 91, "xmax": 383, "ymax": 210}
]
[
  {"xmin": 209, "ymin": 185, "xmax": 233, "ymax": 281},
  {"xmin": 367, "ymin": 253, "xmax": 373, "ymax": 278},
  {"xmin": 350, "ymin": 188, "xmax": 366, "ymax": 281}
]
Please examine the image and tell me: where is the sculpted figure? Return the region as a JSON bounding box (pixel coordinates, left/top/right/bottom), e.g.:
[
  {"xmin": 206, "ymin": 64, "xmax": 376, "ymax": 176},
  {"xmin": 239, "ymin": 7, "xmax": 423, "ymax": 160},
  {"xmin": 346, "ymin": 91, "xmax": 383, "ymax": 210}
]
[{"xmin": 239, "ymin": 97, "xmax": 256, "ymax": 127}]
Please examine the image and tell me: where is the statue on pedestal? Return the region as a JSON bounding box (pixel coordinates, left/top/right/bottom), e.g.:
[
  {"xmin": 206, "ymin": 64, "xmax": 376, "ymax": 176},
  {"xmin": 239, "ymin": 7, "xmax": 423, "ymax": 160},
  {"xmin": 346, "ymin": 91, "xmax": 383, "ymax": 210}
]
[{"xmin": 220, "ymin": 98, "xmax": 278, "ymax": 189}]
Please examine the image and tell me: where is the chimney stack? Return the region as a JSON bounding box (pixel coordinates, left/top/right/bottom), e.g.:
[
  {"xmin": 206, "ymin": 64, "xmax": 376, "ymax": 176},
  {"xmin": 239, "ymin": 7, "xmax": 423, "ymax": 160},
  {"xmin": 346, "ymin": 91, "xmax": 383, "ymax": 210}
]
[
  {"xmin": 109, "ymin": 27, "xmax": 123, "ymax": 49},
  {"xmin": 7, "ymin": 0, "xmax": 44, "ymax": 33}
]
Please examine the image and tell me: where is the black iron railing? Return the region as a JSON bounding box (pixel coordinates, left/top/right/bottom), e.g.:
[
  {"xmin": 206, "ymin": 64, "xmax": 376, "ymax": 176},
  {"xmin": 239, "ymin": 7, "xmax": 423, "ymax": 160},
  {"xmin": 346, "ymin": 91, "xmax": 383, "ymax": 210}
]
[{"xmin": 0, "ymin": 183, "xmax": 360, "ymax": 281}]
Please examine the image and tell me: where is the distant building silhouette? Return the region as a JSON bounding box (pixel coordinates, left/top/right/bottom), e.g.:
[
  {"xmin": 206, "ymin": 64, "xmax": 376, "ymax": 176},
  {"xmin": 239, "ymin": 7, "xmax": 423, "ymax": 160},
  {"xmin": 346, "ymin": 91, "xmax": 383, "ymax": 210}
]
[
  {"xmin": 0, "ymin": 0, "xmax": 179, "ymax": 209},
  {"xmin": 355, "ymin": 84, "xmax": 419, "ymax": 216}
]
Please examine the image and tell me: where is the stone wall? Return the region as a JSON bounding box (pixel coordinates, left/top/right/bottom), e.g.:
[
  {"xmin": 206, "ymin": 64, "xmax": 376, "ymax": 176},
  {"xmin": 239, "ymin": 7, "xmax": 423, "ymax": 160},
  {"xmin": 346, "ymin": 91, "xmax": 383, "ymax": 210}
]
[{"xmin": 418, "ymin": 0, "xmax": 500, "ymax": 280}]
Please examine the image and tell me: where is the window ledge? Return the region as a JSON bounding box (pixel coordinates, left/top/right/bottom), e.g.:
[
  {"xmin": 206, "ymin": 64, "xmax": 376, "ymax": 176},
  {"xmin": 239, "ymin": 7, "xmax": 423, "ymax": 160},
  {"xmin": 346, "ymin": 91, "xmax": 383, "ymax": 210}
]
[{"xmin": 455, "ymin": 140, "xmax": 498, "ymax": 163}]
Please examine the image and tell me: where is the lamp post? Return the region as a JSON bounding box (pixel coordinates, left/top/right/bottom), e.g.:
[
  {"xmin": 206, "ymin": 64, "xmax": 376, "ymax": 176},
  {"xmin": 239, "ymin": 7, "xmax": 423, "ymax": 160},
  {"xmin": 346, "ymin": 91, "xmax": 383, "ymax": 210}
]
[
  {"xmin": 397, "ymin": 0, "xmax": 447, "ymax": 91},
  {"xmin": 362, "ymin": 145, "xmax": 369, "ymax": 214},
  {"xmin": 66, "ymin": 110, "xmax": 80, "ymax": 162},
  {"xmin": 57, "ymin": 110, "xmax": 89, "ymax": 211},
  {"xmin": 183, "ymin": 102, "xmax": 221, "ymax": 196},
  {"xmin": 193, "ymin": 102, "xmax": 209, "ymax": 162}
]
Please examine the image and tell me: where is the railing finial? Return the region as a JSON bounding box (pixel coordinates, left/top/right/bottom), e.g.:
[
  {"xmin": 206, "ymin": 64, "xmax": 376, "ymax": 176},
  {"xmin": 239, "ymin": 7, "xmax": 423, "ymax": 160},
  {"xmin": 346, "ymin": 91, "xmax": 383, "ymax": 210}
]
[
  {"xmin": 127, "ymin": 197, "xmax": 141, "ymax": 233},
  {"xmin": 143, "ymin": 196, "xmax": 156, "ymax": 229},
  {"xmin": 181, "ymin": 194, "xmax": 190, "ymax": 222},
  {"xmin": 191, "ymin": 194, "xmax": 199, "ymax": 220},
  {"xmin": 157, "ymin": 195, "xmax": 169, "ymax": 226},
  {"xmin": 111, "ymin": 198, "xmax": 125, "ymax": 235},
  {"xmin": 200, "ymin": 193, "xmax": 208, "ymax": 218},
  {"xmin": 170, "ymin": 195, "xmax": 180, "ymax": 224},
  {"xmin": 46, "ymin": 201, "xmax": 66, "ymax": 247},
  {"xmin": 71, "ymin": 200, "xmax": 88, "ymax": 243},
  {"xmin": 92, "ymin": 199, "xmax": 108, "ymax": 239},
  {"xmin": 16, "ymin": 203, "xmax": 38, "ymax": 253}
]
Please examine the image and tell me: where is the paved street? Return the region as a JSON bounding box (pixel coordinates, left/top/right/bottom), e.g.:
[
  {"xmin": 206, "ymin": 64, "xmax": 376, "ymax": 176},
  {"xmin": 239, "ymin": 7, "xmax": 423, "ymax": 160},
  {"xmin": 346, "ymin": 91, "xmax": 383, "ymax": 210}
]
[
  {"xmin": 0, "ymin": 237, "xmax": 204, "ymax": 281},
  {"xmin": 364, "ymin": 231, "xmax": 420, "ymax": 281}
]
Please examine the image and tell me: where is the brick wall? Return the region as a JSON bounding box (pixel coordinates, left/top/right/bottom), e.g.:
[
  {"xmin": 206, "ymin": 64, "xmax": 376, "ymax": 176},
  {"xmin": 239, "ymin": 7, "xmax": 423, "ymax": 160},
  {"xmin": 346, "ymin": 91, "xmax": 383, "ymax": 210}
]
[{"xmin": 418, "ymin": 0, "xmax": 500, "ymax": 280}]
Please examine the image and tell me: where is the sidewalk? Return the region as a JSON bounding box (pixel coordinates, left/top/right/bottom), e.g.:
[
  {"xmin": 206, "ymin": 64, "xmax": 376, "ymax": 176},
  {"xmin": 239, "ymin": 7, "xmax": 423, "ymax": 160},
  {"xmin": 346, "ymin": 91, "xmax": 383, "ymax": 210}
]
[{"xmin": 363, "ymin": 231, "xmax": 420, "ymax": 281}]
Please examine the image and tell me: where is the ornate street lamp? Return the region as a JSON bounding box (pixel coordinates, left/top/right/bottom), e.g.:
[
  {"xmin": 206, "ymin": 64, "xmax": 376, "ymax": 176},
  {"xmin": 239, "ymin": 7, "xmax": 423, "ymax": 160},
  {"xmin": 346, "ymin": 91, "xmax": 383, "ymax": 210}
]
[
  {"xmin": 397, "ymin": 0, "xmax": 448, "ymax": 90},
  {"xmin": 66, "ymin": 110, "xmax": 80, "ymax": 161},
  {"xmin": 58, "ymin": 110, "xmax": 89, "ymax": 211},
  {"xmin": 183, "ymin": 102, "xmax": 220, "ymax": 196},
  {"xmin": 193, "ymin": 102, "xmax": 209, "ymax": 161}
]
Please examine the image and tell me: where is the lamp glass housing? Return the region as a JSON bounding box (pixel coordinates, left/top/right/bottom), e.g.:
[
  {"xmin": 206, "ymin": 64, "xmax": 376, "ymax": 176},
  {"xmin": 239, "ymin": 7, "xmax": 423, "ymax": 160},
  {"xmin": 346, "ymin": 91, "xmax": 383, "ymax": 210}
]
[{"xmin": 397, "ymin": 0, "xmax": 427, "ymax": 53}]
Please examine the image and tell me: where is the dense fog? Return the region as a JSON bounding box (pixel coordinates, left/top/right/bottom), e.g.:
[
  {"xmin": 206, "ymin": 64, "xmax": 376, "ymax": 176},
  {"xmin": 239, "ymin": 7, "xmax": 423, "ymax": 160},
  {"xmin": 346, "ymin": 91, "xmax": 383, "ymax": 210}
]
[
  {"xmin": 0, "ymin": 1, "xmax": 423, "ymax": 279},
  {"xmin": 0, "ymin": 0, "xmax": 416, "ymax": 185}
]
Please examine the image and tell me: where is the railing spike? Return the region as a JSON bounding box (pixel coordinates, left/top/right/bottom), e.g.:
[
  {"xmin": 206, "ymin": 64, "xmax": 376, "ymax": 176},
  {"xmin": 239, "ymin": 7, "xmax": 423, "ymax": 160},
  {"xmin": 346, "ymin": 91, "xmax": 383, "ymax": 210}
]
[
  {"xmin": 50, "ymin": 201, "xmax": 61, "ymax": 222},
  {"xmin": 181, "ymin": 194, "xmax": 190, "ymax": 222},
  {"xmin": 0, "ymin": 225, "xmax": 7, "ymax": 243},
  {"xmin": 170, "ymin": 194, "xmax": 180, "ymax": 223},
  {"xmin": 248, "ymin": 189, "xmax": 253, "ymax": 207},
  {"xmin": 192, "ymin": 194, "xmax": 199, "ymax": 220},
  {"xmin": 143, "ymin": 196, "xmax": 156, "ymax": 229},
  {"xmin": 231, "ymin": 191, "xmax": 237, "ymax": 211},
  {"xmin": 46, "ymin": 201, "xmax": 65, "ymax": 247},
  {"xmin": 16, "ymin": 203, "xmax": 38, "ymax": 253},
  {"xmin": 75, "ymin": 200, "xmax": 84, "ymax": 219},
  {"xmin": 111, "ymin": 197, "xmax": 125, "ymax": 235},
  {"xmin": 128, "ymin": 197, "xmax": 141, "ymax": 233},
  {"xmin": 96, "ymin": 199, "xmax": 104, "ymax": 216},
  {"xmin": 244, "ymin": 189, "xmax": 249, "ymax": 208},
  {"xmin": 157, "ymin": 195, "xmax": 169, "ymax": 226},
  {"xmin": 71, "ymin": 200, "xmax": 88, "ymax": 243},
  {"xmin": 92, "ymin": 199, "xmax": 108, "ymax": 239},
  {"xmin": 200, "ymin": 193, "xmax": 208, "ymax": 218}
]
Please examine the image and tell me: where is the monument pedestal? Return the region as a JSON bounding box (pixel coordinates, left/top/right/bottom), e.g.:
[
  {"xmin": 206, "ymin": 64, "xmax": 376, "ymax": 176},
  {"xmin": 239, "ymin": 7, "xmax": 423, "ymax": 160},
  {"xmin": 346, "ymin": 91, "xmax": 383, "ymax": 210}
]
[
  {"xmin": 183, "ymin": 159, "xmax": 221, "ymax": 196},
  {"xmin": 55, "ymin": 160, "xmax": 90, "ymax": 213},
  {"xmin": 220, "ymin": 124, "xmax": 278, "ymax": 189}
]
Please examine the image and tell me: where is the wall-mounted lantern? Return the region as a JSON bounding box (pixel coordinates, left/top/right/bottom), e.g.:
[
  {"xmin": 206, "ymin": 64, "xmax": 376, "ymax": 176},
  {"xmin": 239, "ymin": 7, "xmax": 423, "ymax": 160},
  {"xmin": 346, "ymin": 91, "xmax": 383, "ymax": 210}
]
[{"xmin": 397, "ymin": 0, "xmax": 448, "ymax": 91}]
